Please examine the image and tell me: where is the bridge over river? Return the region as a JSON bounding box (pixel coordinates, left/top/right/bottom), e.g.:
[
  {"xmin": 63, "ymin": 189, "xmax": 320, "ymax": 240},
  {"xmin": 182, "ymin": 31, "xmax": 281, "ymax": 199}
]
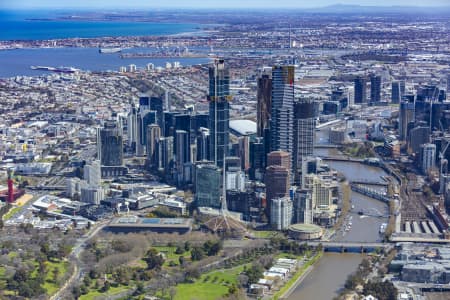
[{"xmin": 305, "ymin": 241, "xmax": 391, "ymax": 253}]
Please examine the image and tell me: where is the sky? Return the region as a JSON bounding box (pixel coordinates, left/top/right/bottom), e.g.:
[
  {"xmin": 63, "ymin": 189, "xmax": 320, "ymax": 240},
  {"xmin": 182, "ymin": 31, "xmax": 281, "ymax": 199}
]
[{"xmin": 1, "ymin": 0, "xmax": 449, "ymax": 9}]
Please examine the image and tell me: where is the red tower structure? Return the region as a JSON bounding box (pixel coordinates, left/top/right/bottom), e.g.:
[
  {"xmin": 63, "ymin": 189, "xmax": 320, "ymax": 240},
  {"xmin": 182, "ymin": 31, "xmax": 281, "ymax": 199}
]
[{"xmin": 7, "ymin": 169, "xmax": 14, "ymax": 204}]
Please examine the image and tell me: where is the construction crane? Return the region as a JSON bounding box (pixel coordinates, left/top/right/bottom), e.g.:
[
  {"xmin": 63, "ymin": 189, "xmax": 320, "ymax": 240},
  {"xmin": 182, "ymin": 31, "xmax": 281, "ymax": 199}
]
[{"xmin": 439, "ymin": 139, "xmax": 450, "ymax": 194}]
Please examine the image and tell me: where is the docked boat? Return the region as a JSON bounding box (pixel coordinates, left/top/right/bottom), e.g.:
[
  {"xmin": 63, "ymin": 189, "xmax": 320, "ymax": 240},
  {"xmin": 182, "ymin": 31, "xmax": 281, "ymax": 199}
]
[
  {"xmin": 31, "ymin": 66, "xmax": 79, "ymax": 73},
  {"xmin": 30, "ymin": 66, "xmax": 56, "ymax": 71},
  {"xmin": 99, "ymin": 47, "xmax": 122, "ymax": 54},
  {"xmin": 53, "ymin": 66, "xmax": 79, "ymax": 73}
]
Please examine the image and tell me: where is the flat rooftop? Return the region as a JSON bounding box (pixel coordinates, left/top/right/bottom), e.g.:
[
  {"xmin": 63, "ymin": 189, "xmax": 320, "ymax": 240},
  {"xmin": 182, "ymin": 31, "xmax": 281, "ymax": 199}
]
[{"xmin": 108, "ymin": 216, "xmax": 192, "ymax": 228}]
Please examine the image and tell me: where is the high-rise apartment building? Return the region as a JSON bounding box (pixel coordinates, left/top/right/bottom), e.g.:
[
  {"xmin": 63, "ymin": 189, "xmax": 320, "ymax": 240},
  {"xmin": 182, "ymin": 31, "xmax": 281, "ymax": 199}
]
[
  {"xmin": 257, "ymin": 68, "xmax": 272, "ymax": 137},
  {"xmin": 270, "ymin": 66, "xmax": 295, "ymax": 159},
  {"xmin": 270, "ymin": 197, "xmax": 293, "ymax": 230},
  {"xmin": 147, "ymin": 124, "xmax": 161, "ymax": 168},
  {"xmin": 208, "ymin": 59, "xmax": 231, "ymax": 168},
  {"xmin": 293, "ymin": 100, "xmax": 315, "ymax": 183},
  {"xmin": 265, "ymin": 165, "xmax": 290, "ymax": 207}
]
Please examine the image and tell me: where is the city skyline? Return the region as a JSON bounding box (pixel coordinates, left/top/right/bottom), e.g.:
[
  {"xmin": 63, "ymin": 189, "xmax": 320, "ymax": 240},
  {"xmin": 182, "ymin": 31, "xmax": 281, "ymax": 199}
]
[{"xmin": 2, "ymin": 0, "xmax": 450, "ymax": 9}]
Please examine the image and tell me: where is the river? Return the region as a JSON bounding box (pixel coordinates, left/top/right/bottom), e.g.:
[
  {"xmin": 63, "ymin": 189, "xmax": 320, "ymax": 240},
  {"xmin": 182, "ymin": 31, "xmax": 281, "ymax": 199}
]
[
  {"xmin": 287, "ymin": 253, "xmax": 363, "ymax": 300},
  {"xmin": 287, "ymin": 128, "xmax": 390, "ymax": 299}
]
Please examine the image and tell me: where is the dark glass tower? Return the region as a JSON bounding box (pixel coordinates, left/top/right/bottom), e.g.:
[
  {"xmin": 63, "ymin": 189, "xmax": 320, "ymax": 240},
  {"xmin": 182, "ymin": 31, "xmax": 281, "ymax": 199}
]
[
  {"xmin": 97, "ymin": 121, "xmax": 123, "ymax": 166},
  {"xmin": 370, "ymin": 74, "xmax": 381, "ymax": 103},
  {"xmin": 293, "ymin": 99, "xmax": 316, "ymax": 183},
  {"xmin": 354, "ymin": 76, "xmax": 367, "ymax": 104},
  {"xmin": 270, "ymin": 66, "xmax": 295, "ymax": 159},
  {"xmin": 208, "ymin": 59, "xmax": 230, "ymax": 168},
  {"xmin": 257, "ymin": 69, "xmax": 272, "ymax": 137}
]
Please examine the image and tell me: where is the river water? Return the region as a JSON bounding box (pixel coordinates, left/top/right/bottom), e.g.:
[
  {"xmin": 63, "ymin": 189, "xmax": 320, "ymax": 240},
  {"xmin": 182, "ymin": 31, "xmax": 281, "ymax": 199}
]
[
  {"xmin": 287, "ymin": 253, "xmax": 363, "ymax": 300},
  {"xmin": 287, "ymin": 128, "xmax": 390, "ymax": 299}
]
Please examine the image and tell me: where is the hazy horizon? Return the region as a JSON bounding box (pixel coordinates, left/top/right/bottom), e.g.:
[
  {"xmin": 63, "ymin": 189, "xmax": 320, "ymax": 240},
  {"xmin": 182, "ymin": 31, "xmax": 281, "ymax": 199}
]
[{"xmin": 1, "ymin": 0, "xmax": 450, "ymax": 10}]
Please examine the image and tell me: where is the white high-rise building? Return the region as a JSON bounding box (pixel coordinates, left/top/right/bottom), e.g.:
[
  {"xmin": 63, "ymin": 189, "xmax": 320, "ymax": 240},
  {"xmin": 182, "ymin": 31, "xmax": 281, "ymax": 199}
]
[
  {"xmin": 270, "ymin": 197, "xmax": 293, "ymax": 230},
  {"xmin": 84, "ymin": 160, "xmax": 101, "ymax": 186},
  {"xmin": 226, "ymin": 169, "xmax": 246, "ymax": 192},
  {"xmin": 81, "ymin": 187, "xmax": 105, "ymax": 205},
  {"xmin": 128, "ymin": 64, "xmax": 137, "ymax": 72},
  {"xmin": 421, "ymin": 143, "xmax": 436, "ymax": 174}
]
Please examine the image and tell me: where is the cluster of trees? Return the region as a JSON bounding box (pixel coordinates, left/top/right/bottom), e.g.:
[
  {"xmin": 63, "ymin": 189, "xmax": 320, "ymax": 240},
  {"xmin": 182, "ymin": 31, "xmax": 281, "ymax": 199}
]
[
  {"xmin": 363, "ymin": 280, "xmax": 397, "ymax": 300},
  {"xmin": 39, "ymin": 240, "xmax": 72, "ymax": 261},
  {"xmin": 270, "ymin": 237, "xmax": 314, "ymax": 255},
  {"xmin": 243, "ymin": 255, "xmax": 274, "ymax": 285},
  {"xmin": 190, "ymin": 240, "xmax": 223, "ymax": 261},
  {"xmin": 144, "ymin": 248, "xmax": 165, "ymax": 270},
  {"xmin": 6, "ymin": 268, "xmax": 46, "ymax": 298},
  {"xmin": 344, "ymin": 258, "xmax": 372, "ymax": 290}
]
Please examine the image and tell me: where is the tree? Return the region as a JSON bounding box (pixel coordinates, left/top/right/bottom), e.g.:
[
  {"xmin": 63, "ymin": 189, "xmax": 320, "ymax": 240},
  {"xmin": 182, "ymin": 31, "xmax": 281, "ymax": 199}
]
[
  {"xmin": 184, "ymin": 241, "xmax": 191, "ymax": 251},
  {"xmin": 169, "ymin": 287, "xmax": 177, "ymax": 300},
  {"xmin": 185, "ymin": 267, "xmax": 201, "ymax": 282},
  {"xmin": 143, "ymin": 248, "xmax": 164, "ymax": 270},
  {"xmin": 237, "ymin": 274, "xmax": 249, "ymax": 288},
  {"xmin": 191, "ymin": 246, "xmax": 205, "ymax": 261},
  {"xmin": 245, "ymin": 263, "xmax": 264, "ymax": 284},
  {"xmin": 101, "ymin": 281, "xmax": 111, "ymax": 292},
  {"xmin": 179, "ymin": 255, "xmax": 186, "ymax": 266},
  {"xmin": 175, "ymin": 246, "xmax": 185, "ymax": 255},
  {"xmin": 52, "ymin": 267, "xmax": 60, "ymax": 283},
  {"xmin": 134, "ymin": 282, "xmax": 145, "ymax": 296}
]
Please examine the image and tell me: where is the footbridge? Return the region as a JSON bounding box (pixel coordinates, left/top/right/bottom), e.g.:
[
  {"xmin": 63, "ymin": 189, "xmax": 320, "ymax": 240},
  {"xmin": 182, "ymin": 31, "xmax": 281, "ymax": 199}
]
[{"xmin": 350, "ymin": 183, "xmax": 391, "ymax": 203}]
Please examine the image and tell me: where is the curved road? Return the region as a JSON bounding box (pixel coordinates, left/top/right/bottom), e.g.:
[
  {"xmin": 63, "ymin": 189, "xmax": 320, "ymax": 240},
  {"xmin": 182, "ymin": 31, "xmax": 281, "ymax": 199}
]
[{"xmin": 50, "ymin": 221, "xmax": 107, "ymax": 300}]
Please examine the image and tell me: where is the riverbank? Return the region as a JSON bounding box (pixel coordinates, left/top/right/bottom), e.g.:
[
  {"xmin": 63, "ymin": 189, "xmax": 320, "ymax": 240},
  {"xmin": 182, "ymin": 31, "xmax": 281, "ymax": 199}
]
[{"xmin": 275, "ymin": 251, "xmax": 323, "ymax": 300}]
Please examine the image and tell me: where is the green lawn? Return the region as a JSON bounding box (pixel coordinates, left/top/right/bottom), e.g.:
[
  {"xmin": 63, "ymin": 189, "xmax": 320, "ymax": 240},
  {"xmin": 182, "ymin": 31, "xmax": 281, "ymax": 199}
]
[
  {"xmin": 252, "ymin": 230, "xmax": 284, "ymax": 239},
  {"xmin": 43, "ymin": 260, "xmax": 70, "ymax": 296},
  {"xmin": 153, "ymin": 246, "xmax": 191, "ymax": 267},
  {"xmin": 167, "ymin": 265, "xmax": 247, "ymax": 300},
  {"xmin": 2, "ymin": 207, "xmax": 21, "ymax": 220},
  {"xmin": 79, "ymin": 286, "xmax": 130, "ymax": 300}
]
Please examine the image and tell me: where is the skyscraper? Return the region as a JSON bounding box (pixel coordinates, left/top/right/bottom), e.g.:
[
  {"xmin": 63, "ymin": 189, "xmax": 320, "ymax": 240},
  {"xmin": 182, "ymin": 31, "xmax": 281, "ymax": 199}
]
[
  {"xmin": 293, "ymin": 100, "xmax": 315, "ymax": 183},
  {"xmin": 370, "ymin": 74, "xmax": 381, "ymax": 103},
  {"xmin": 197, "ymin": 127, "xmax": 210, "ymax": 161},
  {"xmin": 208, "ymin": 59, "xmax": 231, "ymax": 168},
  {"xmin": 150, "ymin": 96, "xmax": 164, "ymax": 128},
  {"xmin": 195, "ymin": 162, "xmax": 222, "ymax": 208},
  {"xmin": 97, "ymin": 121, "xmax": 123, "ymax": 166},
  {"xmin": 420, "ymin": 143, "xmax": 436, "ymax": 174},
  {"xmin": 84, "ymin": 160, "xmax": 101, "ymax": 186},
  {"xmin": 249, "ymin": 138, "xmax": 266, "ymax": 181},
  {"xmin": 294, "ymin": 189, "xmax": 313, "ymax": 224},
  {"xmin": 267, "ymin": 150, "xmax": 291, "ymax": 170},
  {"xmin": 265, "ymin": 165, "xmax": 290, "ymax": 209},
  {"xmin": 147, "ymin": 124, "xmax": 161, "ymax": 168},
  {"xmin": 238, "ymin": 135, "xmax": 250, "ymax": 171},
  {"xmin": 127, "ymin": 103, "xmax": 138, "ymax": 151},
  {"xmin": 270, "ymin": 65, "xmax": 295, "ymax": 159},
  {"xmin": 391, "ymin": 80, "xmax": 405, "ymax": 104},
  {"xmin": 175, "ymin": 130, "xmax": 190, "ymax": 185},
  {"xmin": 137, "ymin": 110, "xmax": 157, "ymax": 156},
  {"xmin": 354, "ymin": 76, "xmax": 367, "ymax": 104},
  {"xmin": 257, "ymin": 68, "xmax": 272, "ymax": 137},
  {"xmin": 157, "ymin": 136, "xmax": 174, "ymax": 172},
  {"xmin": 270, "ymin": 197, "xmax": 293, "ymax": 230},
  {"xmin": 399, "ymin": 100, "xmax": 415, "ymax": 141}
]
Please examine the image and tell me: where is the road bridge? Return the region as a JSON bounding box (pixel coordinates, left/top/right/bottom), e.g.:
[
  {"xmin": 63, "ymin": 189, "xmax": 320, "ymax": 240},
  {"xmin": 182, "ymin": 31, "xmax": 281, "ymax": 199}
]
[
  {"xmin": 321, "ymin": 156, "xmax": 364, "ymax": 163},
  {"xmin": 305, "ymin": 241, "xmax": 390, "ymax": 253}
]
